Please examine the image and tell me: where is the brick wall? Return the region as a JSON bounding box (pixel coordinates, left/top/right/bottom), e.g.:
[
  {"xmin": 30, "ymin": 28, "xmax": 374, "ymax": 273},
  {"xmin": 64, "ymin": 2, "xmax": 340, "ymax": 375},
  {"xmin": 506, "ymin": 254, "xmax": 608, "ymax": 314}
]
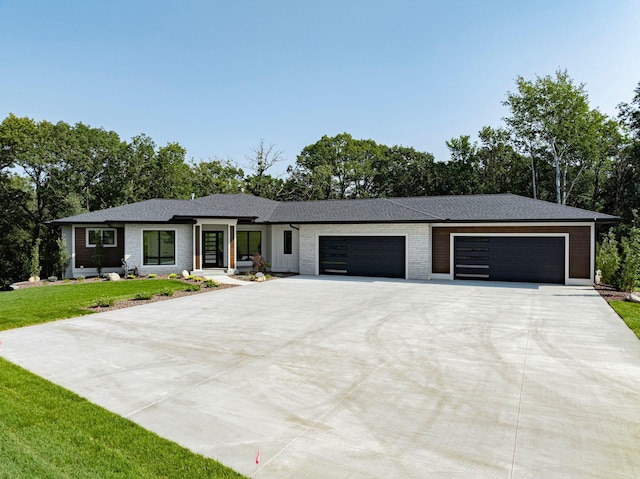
[
  {"xmin": 298, "ymin": 223, "xmax": 430, "ymax": 280},
  {"xmin": 124, "ymin": 224, "xmax": 193, "ymax": 276}
]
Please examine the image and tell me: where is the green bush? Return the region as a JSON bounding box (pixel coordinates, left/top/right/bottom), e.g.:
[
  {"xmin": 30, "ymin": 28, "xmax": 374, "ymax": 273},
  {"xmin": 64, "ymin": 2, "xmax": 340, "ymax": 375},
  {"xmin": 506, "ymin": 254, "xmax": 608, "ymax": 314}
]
[
  {"xmin": 159, "ymin": 288, "xmax": 174, "ymax": 297},
  {"xmin": 133, "ymin": 292, "xmax": 153, "ymax": 301},
  {"xmin": 127, "ymin": 274, "xmax": 136, "ymax": 280},
  {"xmin": 187, "ymin": 275, "xmax": 195, "ymax": 280},
  {"xmin": 597, "ymin": 230, "xmax": 621, "ymax": 285},
  {"xmin": 47, "ymin": 276, "xmax": 58, "ymax": 282},
  {"xmin": 147, "ymin": 273, "xmax": 157, "ymax": 279},
  {"xmin": 183, "ymin": 284, "xmax": 200, "ymax": 292},
  {"xmin": 193, "ymin": 276, "xmax": 203, "ymax": 282},
  {"xmin": 91, "ymin": 297, "xmax": 114, "ymax": 308},
  {"xmin": 168, "ymin": 273, "xmax": 177, "ymax": 279},
  {"xmin": 618, "ymin": 228, "xmax": 640, "ymax": 292},
  {"xmin": 204, "ymin": 279, "xmax": 219, "ymax": 288},
  {"xmin": 76, "ymin": 275, "xmax": 85, "ymax": 282}
]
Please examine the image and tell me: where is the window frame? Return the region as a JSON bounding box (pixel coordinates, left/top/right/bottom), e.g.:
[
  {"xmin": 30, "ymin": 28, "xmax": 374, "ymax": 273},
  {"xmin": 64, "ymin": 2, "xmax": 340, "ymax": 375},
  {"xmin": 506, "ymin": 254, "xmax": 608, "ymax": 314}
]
[
  {"xmin": 86, "ymin": 228, "xmax": 117, "ymax": 248},
  {"xmin": 142, "ymin": 229, "xmax": 177, "ymax": 266},
  {"xmin": 283, "ymin": 230, "xmax": 293, "ymax": 255},
  {"xmin": 236, "ymin": 231, "xmax": 262, "ymax": 261}
]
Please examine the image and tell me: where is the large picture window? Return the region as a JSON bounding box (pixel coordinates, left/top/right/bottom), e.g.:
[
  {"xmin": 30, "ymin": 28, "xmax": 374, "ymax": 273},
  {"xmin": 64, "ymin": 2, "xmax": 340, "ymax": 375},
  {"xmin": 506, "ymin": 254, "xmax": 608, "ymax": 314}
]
[
  {"xmin": 143, "ymin": 230, "xmax": 176, "ymax": 265},
  {"xmin": 237, "ymin": 231, "xmax": 261, "ymax": 261},
  {"xmin": 87, "ymin": 228, "xmax": 116, "ymax": 247}
]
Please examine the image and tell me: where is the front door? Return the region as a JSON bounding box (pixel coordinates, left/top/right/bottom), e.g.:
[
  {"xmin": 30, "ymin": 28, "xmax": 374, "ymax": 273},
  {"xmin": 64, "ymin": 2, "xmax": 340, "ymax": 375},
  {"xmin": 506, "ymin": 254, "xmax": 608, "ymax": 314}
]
[{"xmin": 203, "ymin": 231, "xmax": 224, "ymax": 268}]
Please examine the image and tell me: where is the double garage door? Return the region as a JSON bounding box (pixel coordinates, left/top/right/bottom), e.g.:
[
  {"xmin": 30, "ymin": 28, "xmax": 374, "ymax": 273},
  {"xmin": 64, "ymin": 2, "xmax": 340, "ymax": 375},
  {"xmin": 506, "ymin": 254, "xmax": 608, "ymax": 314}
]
[
  {"xmin": 454, "ymin": 236, "xmax": 566, "ymax": 284},
  {"xmin": 319, "ymin": 236, "xmax": 405, "ymax": 278}
]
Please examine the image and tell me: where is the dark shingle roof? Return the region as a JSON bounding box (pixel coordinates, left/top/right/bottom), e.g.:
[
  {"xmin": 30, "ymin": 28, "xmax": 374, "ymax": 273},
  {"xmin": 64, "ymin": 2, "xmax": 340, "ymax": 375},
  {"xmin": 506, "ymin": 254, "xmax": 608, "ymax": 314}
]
[{"xmin": 51, "ymin": 193, "xmax": 620, "ymax": 225}]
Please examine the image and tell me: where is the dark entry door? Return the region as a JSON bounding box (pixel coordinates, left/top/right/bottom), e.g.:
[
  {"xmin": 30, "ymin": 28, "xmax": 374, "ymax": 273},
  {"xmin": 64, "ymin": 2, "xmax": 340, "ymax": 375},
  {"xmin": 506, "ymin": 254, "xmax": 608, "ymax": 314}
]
[
  {"xmin": 319, "ymin": 236, "xmax": 405, "ymax": 278},
  {"xmin": 454, "ymin": 236, "xmax": 565, "ymax": 284},
  {"xmin": 203, "ymin": 231, "xmax": 224, "ymax": 268}
]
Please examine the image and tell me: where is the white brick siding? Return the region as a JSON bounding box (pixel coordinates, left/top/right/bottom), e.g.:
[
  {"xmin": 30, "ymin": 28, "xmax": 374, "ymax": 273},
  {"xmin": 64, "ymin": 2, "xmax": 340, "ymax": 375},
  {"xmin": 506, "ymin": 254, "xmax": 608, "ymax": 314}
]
[
  {"xmin": 124, "ymin": 224, "xmax": 193, "ymax": 276},
  {"xmin": 299, "ymin": 223, "xmax": 430, "ymax": 280}
]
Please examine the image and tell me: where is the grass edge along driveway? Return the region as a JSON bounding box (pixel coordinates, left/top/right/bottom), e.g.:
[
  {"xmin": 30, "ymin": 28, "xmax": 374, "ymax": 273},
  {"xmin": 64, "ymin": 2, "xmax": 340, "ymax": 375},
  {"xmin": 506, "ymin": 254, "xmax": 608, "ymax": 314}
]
[
  {"xmin": 0, "ymin": 280, "xmax": 245, "ymax": 479},
  {"xmin": 0, "ymin": 279, "xmax": 197, "ymax": 331},
  {"xmin": 609, "ymin": 300, "xmax": 640, "ymax": 340}
]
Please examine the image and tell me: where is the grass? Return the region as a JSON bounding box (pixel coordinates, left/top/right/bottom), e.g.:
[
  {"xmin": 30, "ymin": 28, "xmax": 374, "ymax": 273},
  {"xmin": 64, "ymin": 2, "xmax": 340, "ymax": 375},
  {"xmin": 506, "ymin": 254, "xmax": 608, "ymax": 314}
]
[
  {"xmin": 0, "ymin": 357, "xmax": 245, "ymax": 479},
  {"xmin": 0, "ymin": 280, "xmax": 191, "ymax": 332},
  {"xmin": 609, "ymin": 301, "xmax": 640, "ymax": 340},
  {"xmin": 0, "ymin": 280, "xmax": 244, "ymax": 478}
]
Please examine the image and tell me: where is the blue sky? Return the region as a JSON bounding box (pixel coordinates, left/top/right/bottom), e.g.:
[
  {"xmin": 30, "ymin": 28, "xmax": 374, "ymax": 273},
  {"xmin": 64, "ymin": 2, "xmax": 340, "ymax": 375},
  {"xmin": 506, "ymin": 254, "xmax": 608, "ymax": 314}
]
[{"xmin": 1, "ymin": 1, "xmax": 639, "ymax": 175}]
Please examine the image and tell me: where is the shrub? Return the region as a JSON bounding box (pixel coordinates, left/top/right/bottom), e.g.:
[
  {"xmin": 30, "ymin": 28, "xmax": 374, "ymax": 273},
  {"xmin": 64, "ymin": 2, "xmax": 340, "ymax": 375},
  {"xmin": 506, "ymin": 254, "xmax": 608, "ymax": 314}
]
[
  {"xmin": 127, "ymin": 274, "xmax": 136, "ymax": 280},
  {"xmin": 147, "ymin": 273, "xmax": 157, "ymax": 279},
  {"xmin": 47, "ymin": 276, "xmax": 58, "ymax": 282},
  {"xmin": 618, "ymin": 227, "xmax": 640, "ymax": 292},
  {"xmin": 204, "ymin": 279, "xmax": 219, "ymax": 288},
  {"xmin": 133, "ymin": 292, "xmax": 153, "ymax": 300},
  {"xmin": 168, "ymin": 273, "xmax": 177, "ymax": 279},
  {"xmin": 159, "ymin": 288, "xmax": 174, "ymax": 297},
  {"xmin": 252, "ymin": 253, "xmax": 270, "ymax": 273},
  {"xmin": 187, "ymin": 275, "xmax": 195, "ymax": 280},
  {"xmin": 183, "ymin": 284, "xmax": 200, "ymax": 292},
  {"xmin": 76, "ymin": 275, "xmax": 85, "ymax": 282},
  {"xmin": 63, "ymin": 278, "xmax": 71, "ymax": 283},
  {"xmin": 91, "ymin": 297, "xmax": 114, "ymax": 308},
  {"xmin": 92, "ymin": 234, "xmax": 104, "ymax": 277},
  {"xmin": 597, "ymin": 230, "xmax": 620, "ymax": 285},
  {"xmin": 55, "ymin": 236, "xmax": 71, "ymax": 279},
  {"xmin": 193, "ymin": 276, "xmax": 203, "ymax": 282},
  {"xmin": 29, "ymin": 239, "xmax": 41, "ymax": 279}
]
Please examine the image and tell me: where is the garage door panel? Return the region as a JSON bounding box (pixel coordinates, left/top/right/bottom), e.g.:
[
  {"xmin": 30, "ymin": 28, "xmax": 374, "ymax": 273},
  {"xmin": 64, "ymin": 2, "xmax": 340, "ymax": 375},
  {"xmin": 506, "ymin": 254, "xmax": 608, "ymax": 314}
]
[
  {"xmin": 455, "ymin": 236, "xmax": 565, "ymax": 284},
  {"xmin": 319, "ymin": 236, "xmax": 405, "ymax": 278}
]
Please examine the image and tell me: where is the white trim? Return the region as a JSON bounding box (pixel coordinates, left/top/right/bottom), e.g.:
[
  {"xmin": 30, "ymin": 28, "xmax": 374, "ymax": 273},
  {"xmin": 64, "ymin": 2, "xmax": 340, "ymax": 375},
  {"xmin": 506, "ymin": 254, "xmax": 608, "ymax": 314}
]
[
  {"xmin": 85, "ymin": 228, "xmax": 117, "ymax": 248},
  {"xmin": 432, "ymin": 221, "xmax": 594, "ymax": 228},
  {"xmin": 315, "ymin": 233, "xmax": 408, "ymax": 280},
  {"xmin": 140, "ymin": 228, "xmax": 178, "ymax": 267},
  {"xmin": 590, "ymin": 223, "xmax": 596, "ymax": 284},
  {"xmin": 450, "ymin": 232, "xmax": 570, "ymax": 284}
]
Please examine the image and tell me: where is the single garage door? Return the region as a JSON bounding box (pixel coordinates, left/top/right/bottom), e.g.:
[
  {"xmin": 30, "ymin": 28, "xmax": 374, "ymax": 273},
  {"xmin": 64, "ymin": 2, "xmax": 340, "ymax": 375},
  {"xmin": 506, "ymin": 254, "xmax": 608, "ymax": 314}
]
[
  {"xmin": 319, "ymin": 236, "xmax": 405, "ymax": 278},
  {"xmin": 454, "ymin": 236, "xmax": 565, "ymax": 284}
]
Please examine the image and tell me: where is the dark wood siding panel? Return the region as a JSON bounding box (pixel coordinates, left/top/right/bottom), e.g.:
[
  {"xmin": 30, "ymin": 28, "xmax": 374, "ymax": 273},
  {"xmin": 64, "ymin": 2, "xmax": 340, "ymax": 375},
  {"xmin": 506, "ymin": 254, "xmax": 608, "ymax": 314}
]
[
  {"xmin": 74, "ymin": 227, "xmax": 125, "ymax": 268},
  {"xmin": 432, "ymin": 226, "xmax": 591, "ymax": 279},
  {"xmin": 195, "ymin": 225, "xmax": 201, "ymax": 270},
  {"xmin": 229, "ymin": 226, "xmax": 235, "ymax": 269}
]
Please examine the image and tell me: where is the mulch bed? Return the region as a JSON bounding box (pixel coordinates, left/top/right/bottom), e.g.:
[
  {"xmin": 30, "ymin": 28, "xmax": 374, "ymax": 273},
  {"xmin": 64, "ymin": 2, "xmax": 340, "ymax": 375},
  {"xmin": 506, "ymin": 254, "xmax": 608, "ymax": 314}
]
[
  {"xmin": 594, "ymin": 283, "xmax": 631, "ymax": 302},
  {"xmin": 10, "ymin": 276, "xmax": 239, "ymax": 312}
]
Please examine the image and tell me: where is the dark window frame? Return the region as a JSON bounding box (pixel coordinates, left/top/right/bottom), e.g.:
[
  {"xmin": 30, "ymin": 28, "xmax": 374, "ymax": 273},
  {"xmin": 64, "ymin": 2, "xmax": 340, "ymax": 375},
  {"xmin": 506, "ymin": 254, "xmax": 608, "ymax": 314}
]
[
  {"xmin": 143, "ymin": 230, "xmax": 176, "ymax": 265},
  {"xmin": 236, "ymin": 231, "xmax": 261, "ymax": 261},
  {"xmin": 283, "ymin": 230, "xmax": 292, "ymax": 255}
]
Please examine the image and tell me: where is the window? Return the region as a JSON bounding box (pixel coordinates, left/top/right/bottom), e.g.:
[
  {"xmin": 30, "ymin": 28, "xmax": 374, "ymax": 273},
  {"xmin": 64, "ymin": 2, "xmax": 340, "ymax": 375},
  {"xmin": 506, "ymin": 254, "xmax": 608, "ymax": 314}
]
[
  {"xmin": 284, "ymin": 230, "xmax": 292, "ymax": 255},
  {"xmin": 236, "ymin": 231, "xmax": 261, "ymax": 261},
  {"xmin": 86, "ymin": 228, "xmax": 117, "ymax": 247},
  {"xmin": 143, "ymin": 230, "xmax": 176, "ymax": 265}
]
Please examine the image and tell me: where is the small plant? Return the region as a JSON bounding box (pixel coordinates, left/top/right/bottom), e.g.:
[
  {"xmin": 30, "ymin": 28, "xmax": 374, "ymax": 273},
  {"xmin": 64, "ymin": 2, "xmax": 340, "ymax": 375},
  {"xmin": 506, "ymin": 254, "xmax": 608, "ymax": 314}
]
[
  {"xmin": 168, "ymin": 273, "xmax": 177, "ymax": 279},
  {"xmin": 127, "ymin": 274, "xmax": 136, "ymax": 279},
  {"xmin": 147, "ymin": 273, "xmax": 157, "ymax": 279},
  {"xmin": 266, "ymin": 274, "xmax": 272, "ymax": 279},
  {"xmin": 252, "ymin": 252, "xmax": 270, "ymax": 273},
  {"xmin": 133, "ymin": 292, "xmax": 153, "ymax": 300},
  {"xmin": 159, "ymin": 288, "xmax": 174, "ymax": 297},
  {"xmin": 187, "ymin": 275, "xmax": 195, "ymax": 280},
  {"xmin": 183, "ymin": 284, "xmax": 200, "ymax": 292},
  {"xmin": 63, "ymin": 278, "xmax": 71, "ymax": 283},
  {"xmin": 47, "ymin": 276, "xmax": 58, "ymax": 282},
  {"xmin": 91, "ymin": 297, "xmax": 114, "ymax": 308},
  {"xmin": 249, "ymin": 274, "xmax": 256, "ymax": 281},
  {"xmin": 204, "ymin": 279, "xmax": 219, "ymax": 288},
  {"xmin": 193, "ymin": 276, "xmax": 203, "ymax": 282},
  {"xmin": 76, "ymin": 275, "xmax": 85, "ymax": 282},
  {"xmin": 92, "ymin": 234, "xmax": 105, "ymax": 277}
]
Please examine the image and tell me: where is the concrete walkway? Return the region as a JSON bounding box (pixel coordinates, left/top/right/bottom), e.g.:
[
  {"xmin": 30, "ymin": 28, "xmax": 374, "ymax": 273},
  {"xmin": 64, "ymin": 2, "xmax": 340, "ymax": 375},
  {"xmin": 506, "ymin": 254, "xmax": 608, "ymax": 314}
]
[{"xmin": 1, "ymin": 277, "xmax": 639, "ymax": 478}]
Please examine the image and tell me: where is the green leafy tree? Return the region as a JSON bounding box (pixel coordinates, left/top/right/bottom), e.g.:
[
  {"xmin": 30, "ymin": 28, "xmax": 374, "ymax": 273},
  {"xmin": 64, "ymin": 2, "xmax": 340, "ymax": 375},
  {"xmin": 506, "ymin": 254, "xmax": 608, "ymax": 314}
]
[
  {"xmin": 618, "ymin": 226, "xmax": 640, "ymax": 292},
  {"xmin": 55, "ymin": 235, "xmax": 72, "ymax": 279},
  {"xmin": 92, "ymin": 233, "xmax": 104, "ymax": 277},
  {"xmin": 29, "ymin": 238, "xmax": 41, "ymax": 280},
  {"xmin": 190, "ymin": 159, "xmax": 245, "ymax": 196},
  {"xmin": 504, "ymin": 70, "xmax": 618, "ymax": 205},
  {"xmin": 596, "ymin": 230, "xmax": 621, "ymax": 286}
]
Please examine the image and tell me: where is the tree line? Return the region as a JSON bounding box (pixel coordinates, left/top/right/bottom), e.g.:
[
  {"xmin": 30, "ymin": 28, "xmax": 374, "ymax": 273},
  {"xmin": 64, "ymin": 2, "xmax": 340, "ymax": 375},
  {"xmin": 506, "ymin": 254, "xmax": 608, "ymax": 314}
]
[{"xmin": 1, "ymin": 70, "xmax": 639, "ymax": 288}]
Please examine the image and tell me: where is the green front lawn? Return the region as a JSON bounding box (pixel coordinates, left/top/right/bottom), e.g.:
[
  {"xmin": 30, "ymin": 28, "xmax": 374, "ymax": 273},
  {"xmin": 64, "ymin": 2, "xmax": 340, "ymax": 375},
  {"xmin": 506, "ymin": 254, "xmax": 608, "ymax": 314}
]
[
  {"xmin": 0, "ymin": 357, "xmax": 244, "ymax": 479},
  {"xmin": 0, "ymin": 280, "xmax": 244, "ymax": 478},
  {"xmin": 0, "ymin": 280, "xmax": 191, "ymax": 331},
  {"xmin": 609, "ymin": 301, "xmax": 640, "ymax": 340}
]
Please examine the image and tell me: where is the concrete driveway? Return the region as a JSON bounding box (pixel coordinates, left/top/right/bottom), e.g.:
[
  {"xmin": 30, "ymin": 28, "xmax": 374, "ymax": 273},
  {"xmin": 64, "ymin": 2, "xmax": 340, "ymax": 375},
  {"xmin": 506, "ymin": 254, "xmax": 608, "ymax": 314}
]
[{"xmin": 1, "ymin": 277, "xmax": 640, "ymax": 478}]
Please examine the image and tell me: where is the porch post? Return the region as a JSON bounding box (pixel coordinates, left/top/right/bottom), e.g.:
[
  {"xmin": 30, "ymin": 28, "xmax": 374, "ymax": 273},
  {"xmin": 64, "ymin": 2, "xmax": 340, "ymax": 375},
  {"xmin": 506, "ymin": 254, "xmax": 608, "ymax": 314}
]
[{"xmin": 229, "ymin": 225, "xmax": 236, "ymax": 271}]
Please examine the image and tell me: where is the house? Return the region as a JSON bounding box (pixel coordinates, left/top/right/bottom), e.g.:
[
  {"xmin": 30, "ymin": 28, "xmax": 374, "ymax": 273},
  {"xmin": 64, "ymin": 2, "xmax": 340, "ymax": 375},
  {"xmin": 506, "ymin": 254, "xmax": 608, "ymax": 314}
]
[{"xmin": 50, "ymin": 193, "xmax": 619, "ymax": 285}]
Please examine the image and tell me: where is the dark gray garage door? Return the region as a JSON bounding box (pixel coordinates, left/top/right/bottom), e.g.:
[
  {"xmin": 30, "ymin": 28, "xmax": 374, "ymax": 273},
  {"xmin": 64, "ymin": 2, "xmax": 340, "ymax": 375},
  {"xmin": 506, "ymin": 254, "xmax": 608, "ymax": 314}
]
[
  {"xmin": 319, "ymin": 236, "xmax": 405, "ymax": 278},
  {"xmin": 454, "ymin": 236, "xmax": 565, "ymax": 284}
]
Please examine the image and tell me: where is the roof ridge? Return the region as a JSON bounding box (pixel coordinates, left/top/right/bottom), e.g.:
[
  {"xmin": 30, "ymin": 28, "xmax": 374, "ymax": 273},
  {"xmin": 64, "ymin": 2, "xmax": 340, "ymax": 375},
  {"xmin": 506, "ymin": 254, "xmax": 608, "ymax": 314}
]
[{"xmin": 383, "ymin": 198, "xmax": 447, "ymax": 221}]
